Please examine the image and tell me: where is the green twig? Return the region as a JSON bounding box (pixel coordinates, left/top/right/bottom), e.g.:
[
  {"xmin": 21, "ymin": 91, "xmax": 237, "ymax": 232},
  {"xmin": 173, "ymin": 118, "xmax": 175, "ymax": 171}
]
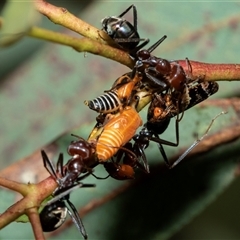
[
  {"xmin": 35, "ymin": 0, "xmax": 107, "ymax": 43},
  {"xmin": 0, "ymin": 177, "xmax": 29, "ymax": 196},
  {"xmin": 28, "ymin": 26, "xmax": 134, "ymax": 68}
]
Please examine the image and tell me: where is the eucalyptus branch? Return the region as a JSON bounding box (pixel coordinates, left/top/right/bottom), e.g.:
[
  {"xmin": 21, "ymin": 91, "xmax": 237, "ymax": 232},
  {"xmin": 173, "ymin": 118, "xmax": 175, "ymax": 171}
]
[
  {"xmin": 0, "ymin": 176, "xmax": 57, "ymax": 230},
  {"xmin": 27, "ymin": 207, "xmax": 45, "ymax": 240},
  {"xmin": 27, "ymin": 26, "xmax": 133, "ymax": 67},
  {"xmin": 33, "ymin": 2, "xmax": 240, "ymax": 82},
  {"xmin": 35, "ymin": 0, "xmax": 108, "ymax": 43},
  {"xmin": 179, "ymin": 60, "xmax": 240, "ymax": 81},
  {"xmin": 0, "ymin": 177, "xmax": 29, "ymax": 196},
  {"xmin": 28, "ymin": 26, "xmax": 240, "ymax": 82}
]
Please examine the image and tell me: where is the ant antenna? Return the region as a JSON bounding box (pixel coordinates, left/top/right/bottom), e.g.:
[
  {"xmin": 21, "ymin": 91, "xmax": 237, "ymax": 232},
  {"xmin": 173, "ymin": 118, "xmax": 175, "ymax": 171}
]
[
  {"xmin": 147, "ymin": 35, "xmax": 167, "ymax": 53},
  {"xmin": 170, "ymin": 111, "xmax": 227, "ymax": 169}
]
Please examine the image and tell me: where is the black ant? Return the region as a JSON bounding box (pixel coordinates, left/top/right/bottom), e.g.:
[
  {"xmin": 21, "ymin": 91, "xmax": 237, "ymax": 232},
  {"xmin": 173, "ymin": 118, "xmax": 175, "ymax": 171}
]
[
  {"xmin": 41, "ymin": 138, "xmax": 96, "ymax": 193},
  {"xmin": 101, "ymin": 5, "xmax": 149, "ymax": 55},
  {"xmin": 40, "ymin": 193, "xmax": 89, "ymax": 238},
  {"xmin": 40, "ymin": 151, "xmax": 95, "ymax": 239}
]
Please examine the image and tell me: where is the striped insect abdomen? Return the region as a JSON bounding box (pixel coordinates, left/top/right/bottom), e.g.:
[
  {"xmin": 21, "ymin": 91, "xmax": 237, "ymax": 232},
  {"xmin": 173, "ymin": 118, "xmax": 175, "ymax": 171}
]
[{"xmin": 84, "ymin": 91, "xmax": 121, "ymax": 113}]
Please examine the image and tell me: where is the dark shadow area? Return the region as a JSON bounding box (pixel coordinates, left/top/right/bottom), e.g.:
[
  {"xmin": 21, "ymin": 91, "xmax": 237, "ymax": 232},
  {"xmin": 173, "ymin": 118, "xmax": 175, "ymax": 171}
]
[{"xmin": 103, "ymin": 139, "xmax": 240, "ymax": 240}]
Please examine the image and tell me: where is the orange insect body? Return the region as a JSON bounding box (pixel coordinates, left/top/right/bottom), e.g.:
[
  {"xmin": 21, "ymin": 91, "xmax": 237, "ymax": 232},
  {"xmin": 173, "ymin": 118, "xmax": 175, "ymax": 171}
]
[
  {"xmin": 111, "ymin": 71, "xmax": 142, "ymax": 105},
  {"xmin": 104, "ymin": 162, "xmax": 135, "ymax": 180},
  {"xmin": 94, "ymin": 106, "xmax": 142, "ymax": 162},
  {"xmin": 118, "ymin": 164, "xmax": 135, "ymax": 178},
  {"xmin": 85, "ymin": 71, "xmax": 142, "ymax": 114}
]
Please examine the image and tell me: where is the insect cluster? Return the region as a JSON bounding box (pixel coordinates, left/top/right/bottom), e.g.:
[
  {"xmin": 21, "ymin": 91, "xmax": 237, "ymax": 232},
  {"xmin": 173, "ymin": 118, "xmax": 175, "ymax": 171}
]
[{"xmin": 39, "ymin": 5, "xmax": 219, "ymax": 239}]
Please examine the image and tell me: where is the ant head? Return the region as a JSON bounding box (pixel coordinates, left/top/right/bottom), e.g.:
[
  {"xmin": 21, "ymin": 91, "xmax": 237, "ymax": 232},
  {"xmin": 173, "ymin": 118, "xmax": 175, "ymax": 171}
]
[
  {"xmin": 134, "ymin": 35, "xmax": 167, "ymax": 61},
  {"xmin": 68, "ymin": 135, "xmax": 95, "ymax": 161},
  {"xmin": 136, "ymin": 49, "xmax": 151, "ymax": 61}
]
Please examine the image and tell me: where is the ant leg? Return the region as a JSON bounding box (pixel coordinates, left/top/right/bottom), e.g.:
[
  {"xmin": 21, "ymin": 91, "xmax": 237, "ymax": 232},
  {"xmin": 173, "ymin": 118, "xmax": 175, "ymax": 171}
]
[
  {"xmin": 175, "ymin": 99, "xmax": 185, "ymax": 122},
  {"xmin": 118, "ymin": 5, "xmax": 150, "ymax": 53},
  {"xmin": 148, "ymin": 117, "xmax": 180, "ymax": 167},
  {"xmin": 76, "ymin": 172, "xmax": 92, "ymax": 181},
  {"xmin": 118, "ymin": 5, "xmax": 135, "ymax": 18},
  {"xmin": 41, "ymin": 150, "xmax": 58, "ymax": 180},
  {"xmin": 186, "ymin": 58, "xmax": 192, "ymax": 76},
  {"xmin": 65, "ymin": 198, "xmax": 88, "ymax": 239},
  {"xmin": 91, "ymin": 172, "xmax": 110, "ymax": 180},
  {"xmin": 75, "ymin": 167, "xmax": 109, "ymax": 180},
  {"xmin": 153, "ymin": 134, "xmax": 170, "ymax": 167},
  {"xmin": 145, "ymin": 69, "xmax": 168, "ymax": 89},
  {"xmin": 133, "ymin": 5, "xmax": 138, "ymax": 30},
  {"xmin": 170, "ymin": 111, "xmax": 227, "ymax": 169},
  {"xmin": 56, "ymin": 153, "xmax": 64, "ymax": 177},
  {"xmin": 150, "ymin": 118, "xmax": 179, "ymax": 148},
  {"xmin": 45, "ymin": 182, "xmax": 95, "ymax": 207},
  {"xmin": 137, "ymin": 147, "xmax": 150, "ymax": 173},
  {"xmin": 132, "ymin": 139, "xmax": 150, "ymax": 173},
  {"xmin": 71, "ymin": 133, "xmax": 82, "ymax": 139}
]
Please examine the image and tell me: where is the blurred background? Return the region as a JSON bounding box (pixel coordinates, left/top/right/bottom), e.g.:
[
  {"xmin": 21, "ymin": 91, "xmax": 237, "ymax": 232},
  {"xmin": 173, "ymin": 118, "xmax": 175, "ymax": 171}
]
[{"xmin": 1, "ymin": 1, "xmax": 240, "ymax": 239}]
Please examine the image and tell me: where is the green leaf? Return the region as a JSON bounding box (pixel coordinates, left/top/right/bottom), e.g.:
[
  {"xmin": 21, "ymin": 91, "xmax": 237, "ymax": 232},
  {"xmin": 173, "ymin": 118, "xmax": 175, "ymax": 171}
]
[
  {"xmin": 1, "ymin": 2, "xmax": 240, "ymax": 240},
  {"xmin": 0, "ymin": 0, "xmax": 40, "ymax": 46}
]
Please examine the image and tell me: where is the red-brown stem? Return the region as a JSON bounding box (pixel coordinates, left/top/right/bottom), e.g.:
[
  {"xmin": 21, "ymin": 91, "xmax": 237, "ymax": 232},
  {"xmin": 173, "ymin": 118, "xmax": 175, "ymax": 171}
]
[
  {"xmin": 179, "ymin": 60, "xmax": 240, "ymax": 81},
  {"xmin": 27, "ymin": 207, "xmax": 45, "ymax": 240},
  {"xmin": 0, "ymin": 176, "xmax": 57, "ymax": 229}
]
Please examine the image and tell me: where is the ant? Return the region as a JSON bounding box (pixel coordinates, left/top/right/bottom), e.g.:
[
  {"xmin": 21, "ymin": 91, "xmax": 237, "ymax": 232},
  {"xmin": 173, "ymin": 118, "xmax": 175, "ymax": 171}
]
[
  {"xmin": 134, "ymin": 35, "xmax": 189, "ymax": 96},
  {"xmin": 101, "ymin": 5, "xmax": 149, "ymax": 55},
  {"xmin": 42, "ymin": 139, "xmax": 96, "ymax": 193},
  {"xmin": 130, "ymin": 78, "xmax": 219, "ymax": 169},
  {"xmin": 105, "ymin": 98, "xmax": 223, "ymax": 180},
  {"xmin": 40, "ymin": 151, "xmax": 95, "ymax": 239}
]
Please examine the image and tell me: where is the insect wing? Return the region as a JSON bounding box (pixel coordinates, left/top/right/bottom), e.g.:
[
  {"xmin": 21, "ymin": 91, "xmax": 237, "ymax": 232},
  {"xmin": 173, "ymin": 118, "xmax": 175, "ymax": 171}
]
[{"xmin": 184, "ymin": 80, "xmax": 219, "ymax": 111}]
